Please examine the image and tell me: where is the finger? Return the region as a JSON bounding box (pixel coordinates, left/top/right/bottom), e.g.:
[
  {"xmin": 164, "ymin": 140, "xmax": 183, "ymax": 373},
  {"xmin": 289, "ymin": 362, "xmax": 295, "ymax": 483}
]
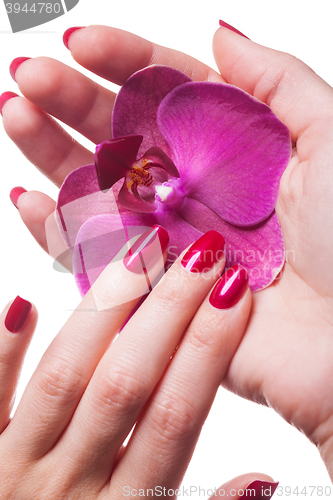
[
  {"xmin": 68, "ymin": 25, "xmax": 223, "ymax": 85},
  {"xmin": 211, "ymin": 474, "xmax": 278, "ymax": 499},
  {"xmin": 0, "ymin": 297, "xmax": 37, "ymax": 434},
  {"xmin": 53, "ymin": 231, "xmax": 226, "ymax": 486},
  {"xmin": 4, "ymin": 226, "xmax": 168, "ymax": 459},
  {"xmin": 111, "ymin": 266, "xmax": 251, "ymax": 494},
  {"xmin": 12, "ymin": 56, "xmax": 115, "ymax": 145},
  {"xmin": 213, "ymin": 27, "xmax": 333, "ymax": 141},
  {"xmin": 13, "ymin": 189, "xmax": 72, "ymax": 270},
  {"xmin": 2, "ymin": 95, "xmax": 93, "ymax": 186}
]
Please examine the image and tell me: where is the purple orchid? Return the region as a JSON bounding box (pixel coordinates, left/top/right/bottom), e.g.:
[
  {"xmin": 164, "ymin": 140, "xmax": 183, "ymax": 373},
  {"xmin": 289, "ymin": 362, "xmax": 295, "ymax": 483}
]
[{"xmin": 56, "ymin": 65, "xmax": 291, "ymax": 296}]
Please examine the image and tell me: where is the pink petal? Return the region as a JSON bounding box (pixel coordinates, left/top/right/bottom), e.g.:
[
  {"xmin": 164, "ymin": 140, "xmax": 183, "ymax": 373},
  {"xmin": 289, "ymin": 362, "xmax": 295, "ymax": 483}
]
[
  {"xmin": 144, "ymin": 147, "xmax": 180, "ymax": 178},
  {"xmin": 118, "ymin": 182, "xmax": 157, "ymax": 213},
  {"xmin": 73, "ymin": 209, "xmax": 202, "ymax": 296},
  {"xmin": 56, "ymin": 164, "xmax": 120, "ymax": 248},
  {"xmin": 94, "ymin": 135, "xmax": 143, "ymax": 191},
  {"xmin": 73, "ymin": 212, "xmax": 157, "ymax": 296},
  {"xmin": 177, "ymin": 197, "xmax": 285, "ymax": 291},
  {"xmin": 157, "ymin": 82, "xmax": 291, "ymax": 227},
  {"xmin": 112, "ymin": 65, "xmax": 191, "ymax": 159}
]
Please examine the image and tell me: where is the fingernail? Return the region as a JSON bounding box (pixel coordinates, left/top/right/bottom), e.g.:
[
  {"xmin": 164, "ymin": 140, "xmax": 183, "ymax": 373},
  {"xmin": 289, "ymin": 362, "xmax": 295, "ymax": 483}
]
[
  {"xmin": 10, "ymin": 186, "xmax": 27, "ymax": 209},
  {"xmin": 5, "ymin": 296, "xmax": 32, "ymax": 333},
  {"xmin": 240, "ymin": 480, "xmax": 279, "ymax": 499},
  {"xmin": 181, "ymin": 230, "xmax": 225, "ymax": 273},
  {"xmin": 209, "ymin": 264, "xmax": 248, "ymax": 309},
  {"xmin": 124, "ymin": 225, "xmax": 169, "ymax": 274},
  {"xmin": 219, "ymin": 20, "xmax": 249, "ymax": 39},
  {"xmin": 0, "ymin": 91, "xmax": 19, "ymax": 116},
  {"xmin": 63, "ymin": 27, "xmax": 85, "ymax": 49},
  {"xmin": 9, "ymin": 57, "xmax": 31, "ymax": 82}
]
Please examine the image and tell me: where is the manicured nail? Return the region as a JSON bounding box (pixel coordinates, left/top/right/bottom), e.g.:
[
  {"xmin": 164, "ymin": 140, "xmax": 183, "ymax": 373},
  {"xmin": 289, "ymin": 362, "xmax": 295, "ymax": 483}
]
[
  {"xmin": 10, "ymin": 186, "xmax": 27, "ymax": 209},
  {"xmin": 181, "ymin": 230, "xmax": 225, "ymax": 273},
  {"xmin": 209, "ymin": 264, "xmax": 248, "ymax": 309},
  {"xmin": 124, "ymin": 225, "xmax": 169, "ymax": 274},
  {"xmin": 5, "ymin": 296, "xmax": 32, "ymax": 333},
  {"xmin": 0, "ymin": 91, "xmax": 19, "ymax": 116},
  {"xmin": 240, "ymin": 480, "xmax": 279, "ymax": 499},
  {"xmin": 219, "ymin": 20, "xmax": 249, "ymax": 39},
  {"xmin": 9, "ymin": 57, "xmax": 31, "ymax": 82},
  {"xmin": 63, "ymin": 27, "xmax": 85, "ymax": 49}
]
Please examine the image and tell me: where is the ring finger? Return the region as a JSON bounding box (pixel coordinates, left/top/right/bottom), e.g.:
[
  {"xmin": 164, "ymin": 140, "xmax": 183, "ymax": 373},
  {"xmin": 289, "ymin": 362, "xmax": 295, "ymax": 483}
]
[{"xmin": 111, "ymin": 265, "xmax": 251, "ymax": 495}]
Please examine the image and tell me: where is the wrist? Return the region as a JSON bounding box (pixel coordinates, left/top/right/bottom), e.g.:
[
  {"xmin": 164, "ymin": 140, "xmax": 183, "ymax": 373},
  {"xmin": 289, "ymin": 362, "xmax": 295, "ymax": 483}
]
[{"xmin": 312, "ymin": 414, "xmax": 333, "ymax": 481}]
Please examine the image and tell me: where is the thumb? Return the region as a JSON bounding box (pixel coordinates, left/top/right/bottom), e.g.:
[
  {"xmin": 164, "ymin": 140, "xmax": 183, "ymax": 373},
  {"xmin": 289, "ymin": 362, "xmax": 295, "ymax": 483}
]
[
  {"xmin": 209, "ymin": 473, "xmax": 278, "ymax": 499},
  {"xmin": 213, "ymin": 24, "xmax": 333, "ymax": 142}
]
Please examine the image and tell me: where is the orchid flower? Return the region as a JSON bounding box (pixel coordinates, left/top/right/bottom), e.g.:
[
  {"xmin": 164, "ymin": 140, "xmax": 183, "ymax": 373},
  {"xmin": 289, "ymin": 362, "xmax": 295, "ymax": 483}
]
[{"xmin": 56, "ymin": 65, "xmax": 291, "ymax": 296}]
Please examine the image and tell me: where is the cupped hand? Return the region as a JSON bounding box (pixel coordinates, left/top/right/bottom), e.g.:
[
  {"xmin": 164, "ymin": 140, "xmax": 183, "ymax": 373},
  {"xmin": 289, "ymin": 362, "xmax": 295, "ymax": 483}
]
[
  {"xmin": 0, "ymin": 228, "xmax": 260, "ymax": 499},
  {"xmin": 2, "ymin": 24, "xmax": 333, "ymax": 476}
]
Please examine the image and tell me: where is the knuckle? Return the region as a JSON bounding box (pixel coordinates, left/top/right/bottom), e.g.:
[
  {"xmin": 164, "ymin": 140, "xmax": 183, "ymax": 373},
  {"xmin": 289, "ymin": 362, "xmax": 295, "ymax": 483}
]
[
  {"xmin": 93, "ymin": 365, "xmax": 148, "ymax": 415},
  {"xmin": 186, "ymin": 318, "xmax": 225, "ymax": 359},
  {"xmin": 36, "ymin": 356, "xmax": 83, "ymax": 406},
  {"xmin": 148, "ymin": 392, "xmax": 198, "ymax": 444}
]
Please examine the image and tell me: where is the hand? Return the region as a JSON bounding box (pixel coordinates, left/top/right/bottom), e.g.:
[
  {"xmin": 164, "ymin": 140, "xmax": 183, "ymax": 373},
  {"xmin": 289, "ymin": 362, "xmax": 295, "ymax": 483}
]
[
  {"xmin": 0, "ymin": 227, "xmax": 265, "ymax": 499},
  {"xmin": 2, "ymin": 24, "xmax": 333, "ymax": 477}
]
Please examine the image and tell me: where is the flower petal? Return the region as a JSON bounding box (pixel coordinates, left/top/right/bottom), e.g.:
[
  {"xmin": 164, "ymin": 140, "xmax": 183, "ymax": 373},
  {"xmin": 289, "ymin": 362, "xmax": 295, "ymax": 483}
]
[
  {"xmin": 157, "ymin": 82, "xmax": 291, "ymax": 226},
  {"xmin": 73, "ymin": 212, "xmax": 157, "ymax": 296},
  {"xmin": 177, "ymin": 197, "xmax": 285, "ymax": 291},
  {"xmin": 118, "ymin": 182, "xmax": 157, "ymax": 213},
  {"xmin": 73, "ymin": 208, "xmax": 202, "ymax": 296},
  {"xmin": 94, "ymin": 135, "xmax": 143, "ymax": 191},
  {"xmin": 155, "ymin": 209, "xmax": 203, "ymax": 270},
  {"xmin": 56, "ymin": 164, "xmax": 121, "ymax": 248},
  {"xmin": 144, "ymin": 147, "xmax": 180, "ymax": 178},
  {"xmin": 112, "ymin": 65, "xmax": 191, "ymax": 158}
]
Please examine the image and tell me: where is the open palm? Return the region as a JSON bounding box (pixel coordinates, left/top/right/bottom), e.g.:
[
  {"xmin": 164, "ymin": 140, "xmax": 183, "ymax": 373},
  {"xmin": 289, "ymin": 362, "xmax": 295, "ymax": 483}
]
[{"xmin": 3, "ymin": 25, "xmax": 333, "ymax": 473}]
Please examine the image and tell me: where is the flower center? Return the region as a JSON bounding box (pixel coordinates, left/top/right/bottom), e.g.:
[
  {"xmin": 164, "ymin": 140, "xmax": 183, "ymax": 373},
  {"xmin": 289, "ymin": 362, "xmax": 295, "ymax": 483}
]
[
  {"xmin": 154, "ymin": 181, "xmax": 184, "ymax": 210},
  {"xmin": 128, "ymin": 164, "xmax": 154, "ymax": 188}
]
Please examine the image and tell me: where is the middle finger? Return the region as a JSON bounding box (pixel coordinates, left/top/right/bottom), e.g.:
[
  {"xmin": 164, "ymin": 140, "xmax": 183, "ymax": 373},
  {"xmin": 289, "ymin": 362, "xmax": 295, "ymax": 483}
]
[{"xmin": 51, "ymin": 231, "xmax": 226, "ymax": 483}]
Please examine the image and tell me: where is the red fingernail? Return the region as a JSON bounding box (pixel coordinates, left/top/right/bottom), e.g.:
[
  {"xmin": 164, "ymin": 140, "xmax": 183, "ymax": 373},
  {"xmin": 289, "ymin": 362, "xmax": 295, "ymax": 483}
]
[
  {"xmin": 240, "ymin": 480, "xmax": 279, "ymax": 499},
  {"xmin": 0, "ymin": 91, "xmax": 19, "ymax": 116},
  {"xmin": 5, "ymin": 296, "xmax": 32, "ymax": 333},
  {"xmin": 63, "ymin": 27, "xmax": 85, "ymax": 49},
  {"xmin": 124, "ymin": 225, "xmax": 169, "ymax": 274},
  {"xmin": 10, "ymin": 186, "xmax": 27, "ymax": 209},
  {"xmin": 209, "ymin": 264, "xmax": 248, "ymax": 309},
  {"xmin": 219, "ymin": 20, "xmax": 249, "ymax": 39},
  {"xmin": 9, "ymin": 57, "xmax": 31, "ymax": 82},
  {"xmin": 181, "ymin": 230, "xmax": 225, "ymax": 273}
]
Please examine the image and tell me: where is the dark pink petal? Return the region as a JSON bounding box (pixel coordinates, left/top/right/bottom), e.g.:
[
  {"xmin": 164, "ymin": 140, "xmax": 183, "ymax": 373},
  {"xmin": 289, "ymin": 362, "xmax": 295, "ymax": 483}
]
[
  {"xmin": 177, "ymin": 197, "xmax": 284, "ymax": 291},
  {"xmin": 144, "ymin": 147, "xmax": 180, "ymax": 178},
  {"xmin": 56, "ymin": 164, "xmax": 120, "ymax": 248},
  {"xmin": 118, "ymin": 182, "xmax": 157, "ymax": 213},
  {"xmin": 158, "ymin": 82, "xmax": 291, "ymax": 226},
  {"xmin": 112, "ymin": 65, "xmax": 191, "ymax": 158},
  {"xmin": 94, "ymin": 135, "xmax": 143, "ymax": 191}
]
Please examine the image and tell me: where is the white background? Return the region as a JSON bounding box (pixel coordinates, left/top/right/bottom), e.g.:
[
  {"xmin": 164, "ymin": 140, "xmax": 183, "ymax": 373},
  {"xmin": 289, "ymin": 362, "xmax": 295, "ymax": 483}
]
[{"xmin": 0, "ymin": 0, "xmax": 333, "ymax": 497}]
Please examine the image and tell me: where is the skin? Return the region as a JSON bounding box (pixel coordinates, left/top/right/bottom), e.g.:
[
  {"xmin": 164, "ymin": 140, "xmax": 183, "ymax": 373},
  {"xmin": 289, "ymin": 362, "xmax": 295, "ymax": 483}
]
[
  {"xmin": 1, "ymin": 24, "xmax": 333, "ymax": 488},
  {"xmin": 0, "ymin": 235, "xmax": 256, "ymax": 498}
]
